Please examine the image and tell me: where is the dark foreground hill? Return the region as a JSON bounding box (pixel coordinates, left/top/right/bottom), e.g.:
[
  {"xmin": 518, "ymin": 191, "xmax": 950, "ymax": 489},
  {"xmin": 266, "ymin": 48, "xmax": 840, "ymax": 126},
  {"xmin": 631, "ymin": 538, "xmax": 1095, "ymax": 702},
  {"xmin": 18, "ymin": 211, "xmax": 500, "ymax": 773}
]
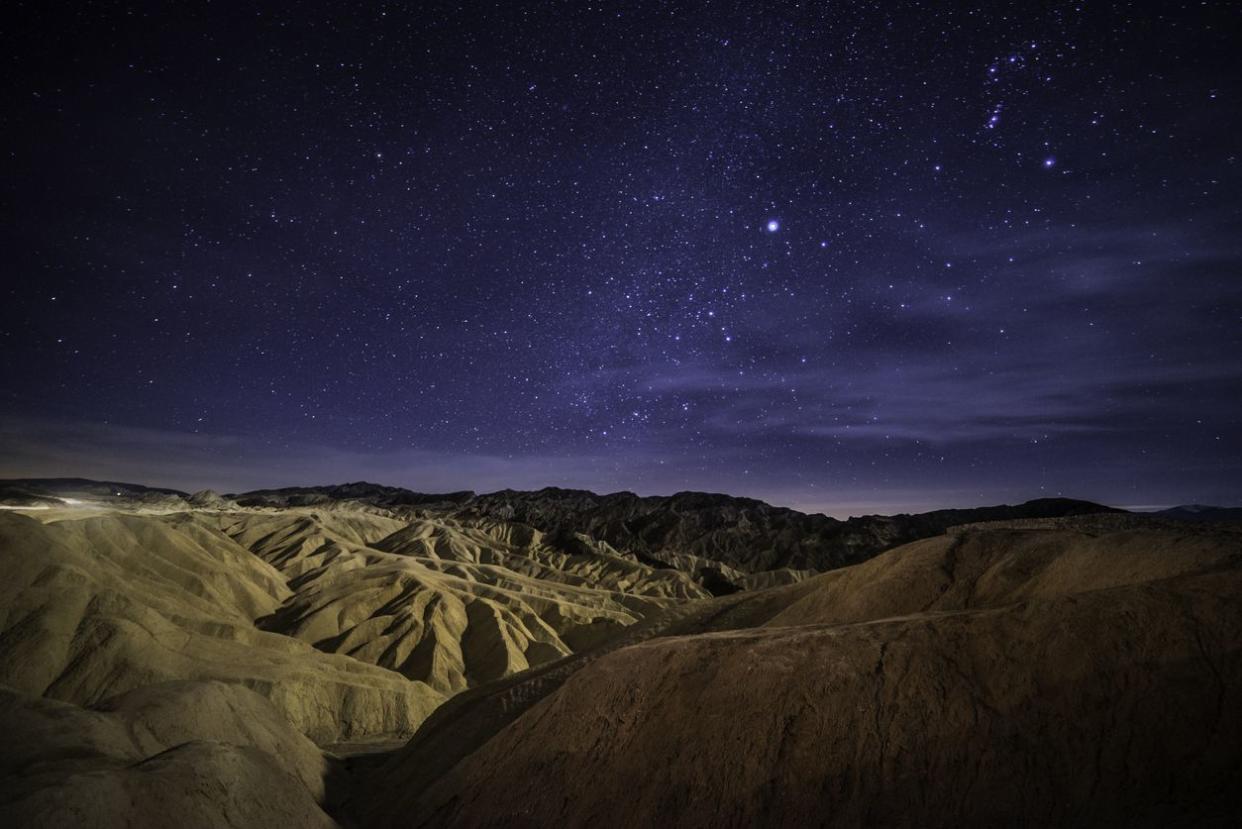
[{"xmin": 355, "ymin": 514, "xmax": 1242, "ymax": 828}]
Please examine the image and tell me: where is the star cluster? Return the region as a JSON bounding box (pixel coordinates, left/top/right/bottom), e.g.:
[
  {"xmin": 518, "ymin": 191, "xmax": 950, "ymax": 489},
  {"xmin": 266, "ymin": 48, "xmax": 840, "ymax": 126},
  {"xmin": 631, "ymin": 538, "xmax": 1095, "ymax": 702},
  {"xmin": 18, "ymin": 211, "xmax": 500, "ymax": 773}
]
[{"xmin": 2, "ymin": 1, "xmax": 1239, "ymax": 513}]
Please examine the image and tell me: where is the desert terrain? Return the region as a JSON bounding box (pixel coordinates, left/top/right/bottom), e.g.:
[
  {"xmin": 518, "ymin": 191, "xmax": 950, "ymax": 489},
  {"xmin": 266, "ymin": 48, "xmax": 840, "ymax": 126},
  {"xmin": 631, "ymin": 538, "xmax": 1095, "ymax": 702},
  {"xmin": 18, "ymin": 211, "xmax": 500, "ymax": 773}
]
[{"xmin": 0, "ymin": 479, "xmax": 1238, "ymax": 827}]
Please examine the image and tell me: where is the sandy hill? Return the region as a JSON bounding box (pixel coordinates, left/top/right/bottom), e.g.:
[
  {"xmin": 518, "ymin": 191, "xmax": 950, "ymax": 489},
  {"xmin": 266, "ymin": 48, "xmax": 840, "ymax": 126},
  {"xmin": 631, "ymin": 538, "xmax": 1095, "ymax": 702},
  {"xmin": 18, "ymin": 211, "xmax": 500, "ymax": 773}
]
[
  {"xmin": 0, "ymin": 504, "xmax": 714, "ymax": 738},
  {"xmin": 0, "ymin": 499, "xmax": 717, "ymax": 825},
  {"xmin": 0, "ymin": 511, "xmax": 443, "ymax": 743},
  {"xmin": 0, "ymin": 482, "xmax": 1237, "ymax": 827},
  {"xmin": 211, "ymin": 509, "xmax": 704, "ymax": 695}
]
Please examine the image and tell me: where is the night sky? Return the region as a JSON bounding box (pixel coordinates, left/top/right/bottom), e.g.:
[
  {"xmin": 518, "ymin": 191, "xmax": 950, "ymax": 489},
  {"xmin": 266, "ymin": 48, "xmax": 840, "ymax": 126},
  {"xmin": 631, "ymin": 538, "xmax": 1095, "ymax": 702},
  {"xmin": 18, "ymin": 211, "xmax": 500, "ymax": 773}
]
[{"xmin": 2, "ymin": 2, "xmax": 1239, "ymax": 515}]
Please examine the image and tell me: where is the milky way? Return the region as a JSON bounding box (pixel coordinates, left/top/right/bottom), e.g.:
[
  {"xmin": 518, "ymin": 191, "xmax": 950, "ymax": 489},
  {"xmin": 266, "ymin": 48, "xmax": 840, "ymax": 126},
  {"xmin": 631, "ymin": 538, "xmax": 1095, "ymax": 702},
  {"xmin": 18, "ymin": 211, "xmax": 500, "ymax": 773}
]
[{"xmin": 1, "ymin": 1, "xmax": 1239, "ymax": 513}]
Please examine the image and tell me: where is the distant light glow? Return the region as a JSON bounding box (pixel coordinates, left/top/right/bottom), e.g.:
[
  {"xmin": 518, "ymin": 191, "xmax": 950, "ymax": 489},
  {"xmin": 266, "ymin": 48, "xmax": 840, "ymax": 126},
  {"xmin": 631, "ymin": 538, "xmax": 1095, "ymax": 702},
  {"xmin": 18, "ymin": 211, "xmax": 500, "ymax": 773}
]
[{"xmin": 766, "ymin": 219, "xmax": 780, "ymax": 232}]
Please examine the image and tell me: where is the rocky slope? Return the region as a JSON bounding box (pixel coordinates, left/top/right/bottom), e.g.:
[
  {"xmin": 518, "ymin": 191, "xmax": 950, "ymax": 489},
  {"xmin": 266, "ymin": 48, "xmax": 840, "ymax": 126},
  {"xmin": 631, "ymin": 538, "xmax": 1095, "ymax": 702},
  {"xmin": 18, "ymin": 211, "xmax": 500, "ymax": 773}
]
[
  {"xmin": 222, "ymin": 480, "xmax": 1122, "ymax": 580},
  {"xmin": 0, "ymin": 503, "xmax": 715, "ymax": 738},
  {"xmin": 2, "ymin": 476, "xmax": 1124, "ymax": 590},
  {"xmin": 209, "ymin": 509, "xmax": 702, "ymax": 696},
  {"xmin": 0, "ymin": 680, "xmax": 339, "ymax": 828},
  {"xmin": 455, "ymin": 488, "xmax": 1122, "ymax": 574}
]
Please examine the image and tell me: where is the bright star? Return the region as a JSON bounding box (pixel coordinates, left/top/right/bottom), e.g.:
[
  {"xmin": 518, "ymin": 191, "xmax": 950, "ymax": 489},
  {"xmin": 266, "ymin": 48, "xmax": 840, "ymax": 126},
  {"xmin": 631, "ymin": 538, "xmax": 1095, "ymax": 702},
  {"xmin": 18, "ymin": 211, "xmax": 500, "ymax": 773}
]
[
  {"xmin": 1043, "ymin": 156, "xmax": 1056, "ymax": 168},
  {"xmin": 766, "ymin": 219, "xmax": 780, "ymax": 232}
]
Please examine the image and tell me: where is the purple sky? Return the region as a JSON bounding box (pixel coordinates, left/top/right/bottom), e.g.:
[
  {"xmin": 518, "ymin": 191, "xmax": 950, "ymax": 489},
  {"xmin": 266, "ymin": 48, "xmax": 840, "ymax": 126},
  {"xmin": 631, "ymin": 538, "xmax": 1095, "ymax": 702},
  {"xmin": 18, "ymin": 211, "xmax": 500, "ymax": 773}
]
[{"xmin": 2, "ymin": 2, "xmax": 1239, "ymax": 515}]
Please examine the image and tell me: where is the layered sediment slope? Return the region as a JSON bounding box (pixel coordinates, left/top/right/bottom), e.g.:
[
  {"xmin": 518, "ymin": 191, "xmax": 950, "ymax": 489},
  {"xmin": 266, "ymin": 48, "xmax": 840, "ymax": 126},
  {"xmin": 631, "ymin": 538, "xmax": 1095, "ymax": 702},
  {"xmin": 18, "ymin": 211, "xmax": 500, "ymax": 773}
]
[
  {"xmin": 0, "ymin": 504, "xmax": 709, "ymax": 740},
  {"xmin": 0, "ymin": 511, "xmax": 443, "ymax": 743},
  {"xmin": 237, "ymin": 482, "xmax": 1121, "ymax": 576},
  {"xmin": 0, "ymin": 680, "xmax": 338, "ymax": 828},
  {"xmin": 209, "ymin": 510, "xmax": 704, "ymax": 695}
]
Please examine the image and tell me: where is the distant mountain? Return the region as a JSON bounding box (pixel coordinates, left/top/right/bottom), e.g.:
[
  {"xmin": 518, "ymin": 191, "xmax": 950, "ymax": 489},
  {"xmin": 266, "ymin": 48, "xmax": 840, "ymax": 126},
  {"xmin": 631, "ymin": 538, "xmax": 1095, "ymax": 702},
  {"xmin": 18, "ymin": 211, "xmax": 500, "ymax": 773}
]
[
  {"xmin": 0, "ymin": 483, "xmax": 64, "ymax": 507},
  {"xmin": 229, "ymin": 481, "xmax": 474, "ymax": 509},
  {"xmin": 1154, "ymin": 504, "xmax": 1242, "ymax": 523},
  {"xmin": 0, "ymin": 477, "xmax": 188, "ymax": 507}
]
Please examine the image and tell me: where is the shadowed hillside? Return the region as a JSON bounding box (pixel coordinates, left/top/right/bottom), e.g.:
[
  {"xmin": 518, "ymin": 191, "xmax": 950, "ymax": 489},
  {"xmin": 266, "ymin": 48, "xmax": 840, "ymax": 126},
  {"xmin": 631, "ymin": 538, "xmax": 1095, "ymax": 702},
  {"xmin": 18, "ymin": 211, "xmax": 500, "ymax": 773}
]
[{"xmin": 355, "ymin": 515, "xmax": 1242, "ymax": 828}]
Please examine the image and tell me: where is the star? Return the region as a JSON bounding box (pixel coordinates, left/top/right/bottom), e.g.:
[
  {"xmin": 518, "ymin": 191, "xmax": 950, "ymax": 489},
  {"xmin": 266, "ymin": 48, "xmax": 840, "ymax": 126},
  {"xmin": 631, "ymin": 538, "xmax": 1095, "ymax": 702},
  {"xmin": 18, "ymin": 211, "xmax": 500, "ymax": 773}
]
[{"xmin": 766, "ymin": 219, "xmax": 780, "ymax": 233}]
